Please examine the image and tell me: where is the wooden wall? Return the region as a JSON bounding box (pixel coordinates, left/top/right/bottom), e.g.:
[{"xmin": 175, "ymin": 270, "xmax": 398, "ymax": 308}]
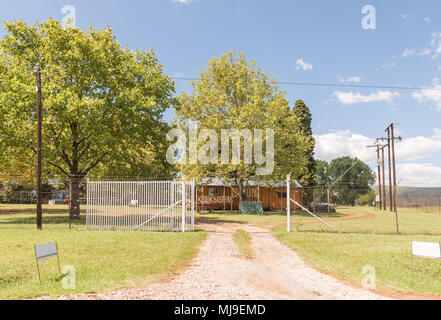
[{"xmin": 196, "ymin": 185, "xmax": 302, "ymax": 212}]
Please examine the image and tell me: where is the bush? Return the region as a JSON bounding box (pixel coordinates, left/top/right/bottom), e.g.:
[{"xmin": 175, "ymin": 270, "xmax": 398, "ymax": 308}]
[{"xmin": 355, "ymin": 189, "xmax": 376, "ymax": 206}]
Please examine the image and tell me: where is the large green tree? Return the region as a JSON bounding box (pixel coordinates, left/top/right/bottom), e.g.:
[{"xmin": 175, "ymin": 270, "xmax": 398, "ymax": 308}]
[
  {"xmin": 316, "ymin": 156, "xmax": 375, "ymax": 205},
  {"xmin": 292, "ymin": 99, "xmax": 316, "ymax": 187},
  {"xmin": 174, "ymin": 51, "xmax": 309, "ymax": 199},
  {"xmin": 0, "ymin": 19, "xmax": 177, "ymax": 217}
]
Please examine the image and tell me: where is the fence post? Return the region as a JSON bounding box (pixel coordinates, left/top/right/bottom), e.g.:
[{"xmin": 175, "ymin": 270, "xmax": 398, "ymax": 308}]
[
  {"xmin": 439, "ymin": 194, "xmax": 441, "ymax": 214},
  {"xmin": 182, "ymin": 177, "xmax": 186, "ymax": 233},
  {"xmin": 287, "ymin": 175, "xmax": 290, "ymax": 233},
  {"xmin": 327, "ymin": 185, "xmax": 330, "ymax": 214}
]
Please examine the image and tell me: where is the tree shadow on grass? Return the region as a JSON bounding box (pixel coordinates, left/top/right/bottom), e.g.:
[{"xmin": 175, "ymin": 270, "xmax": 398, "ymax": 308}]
[
  {"xmin": 195, "ymin": 216, "xmax": 248, "ymax": 225},
  {"xmin": 0, "ymin": 215, "xmax": 86, "ymax": 226}
]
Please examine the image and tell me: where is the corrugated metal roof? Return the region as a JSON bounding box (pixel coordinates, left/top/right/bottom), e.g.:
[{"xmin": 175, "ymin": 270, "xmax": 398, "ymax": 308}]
[{"xmin": 197, "ymin": 177, "xmax": 302, "ymax": 188}]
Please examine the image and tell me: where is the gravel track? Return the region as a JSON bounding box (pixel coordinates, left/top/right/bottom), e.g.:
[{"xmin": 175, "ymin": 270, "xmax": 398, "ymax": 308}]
[{"xmin": 53, "ymin": 221, "xmax": 387, "ymax": 300}]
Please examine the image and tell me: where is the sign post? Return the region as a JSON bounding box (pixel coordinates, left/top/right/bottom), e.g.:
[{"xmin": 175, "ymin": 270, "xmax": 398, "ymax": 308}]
[{"xmin": 34, "ymin": 241, "xmax": 61, "ymax": 281}]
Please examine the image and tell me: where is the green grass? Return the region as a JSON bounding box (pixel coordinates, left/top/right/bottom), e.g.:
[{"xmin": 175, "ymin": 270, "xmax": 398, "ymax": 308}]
[
  {"xmin": 0, "ymin": 204, "xmax": 207, "ymax": 299},
  {"xmin": 197, "ymin": 207, "xmax": 441, "ymax": 296},
  {"xmin": 233, "ymin": 229, "xmax": 254, "ymax": 259}
]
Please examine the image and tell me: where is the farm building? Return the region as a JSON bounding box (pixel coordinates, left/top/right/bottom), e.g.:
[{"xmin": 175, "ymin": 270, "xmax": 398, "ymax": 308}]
[{"xmin": 196, "ymin": 178, "xmax": 303, "ymax": 212}]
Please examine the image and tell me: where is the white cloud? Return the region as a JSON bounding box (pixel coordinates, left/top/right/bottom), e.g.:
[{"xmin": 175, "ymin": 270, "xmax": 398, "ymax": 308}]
[
  {"xmin": 172, "ymin": 0, "xmax": 197, "ymax": 4},
  {"xmin": 334, "ymin": 90, "xmax": 400, "ymax": 105},
  {"xmin": 314, "ymin": 129, "xmax": 441, "ymax": 164},
  {"xmin": 347, "ymin": 76, "xmax": 361, "ymax": 84},
  {"xmin": 412, "ymin": 78, "xmax": 441, "ymax": 110},
  {"xmin": 430, "ymin": 32, "xmax": 441, "ymax": 59},
  {"xmin": 396, "ymin": 163, "xmax": 441, "ymax": 187},
  {"xmin": 419, "ymin": 48, "xmax": 432, "ymax": 56},
  {"xmin": 314, "ymin": 130, "xmax": 376, "ymax": 164},
  {"xmin": 400, "ymin": 14, "xmax": 409, "ymax": 19},
  {"xmin": 382, "ymin": 55, "xmax": 397, "ymax": 69},
  {"xmin": 314, "ymin": 129, "xmax": 441, "ymax": 187},
  {"xmin": 417, "ymin": 33, "xmax": 441, "ymax": 59},
  {"xmin": 172, "ymin": 72, "xmax": 185, "ymax": 78},
  {"xmin": 295, "ymin": 59, "xmax": 313, "ymax": 71},
  {"xmin": 402, "ymin": 48, "xmax": 415, "ymax": 58},
  {"xmin": 338, "ymin": 75, "xmax": 361, "ymax": 84},
  {"xmin": 424, "ymin": 17, "xmax": 431, "ymax": 24},
  {"xmin": 397, "ymin": 130, "xmax": 441, "ymax": 160}
]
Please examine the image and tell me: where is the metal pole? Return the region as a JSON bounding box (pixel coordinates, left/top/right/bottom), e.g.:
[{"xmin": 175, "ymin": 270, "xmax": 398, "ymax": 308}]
[
  {"xmin": 35, "ymin": 66, "xmax": 43, "ymax": 230},
  {"xmin": 182, "ymin": 178, "xmax": 186, "ymax": 233},
  {"xmin": 287, "ymin": 175, "xmax": 291, "ymax": 233},
  {"xmin": 327, "ymin": 184, "xmax": 330, "ymax": 214}
]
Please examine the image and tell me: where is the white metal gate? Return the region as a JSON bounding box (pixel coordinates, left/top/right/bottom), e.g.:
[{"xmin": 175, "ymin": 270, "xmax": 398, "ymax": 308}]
[{"xmin": 86, "ymin": 180, "xmax": 194, "ymax": 232}]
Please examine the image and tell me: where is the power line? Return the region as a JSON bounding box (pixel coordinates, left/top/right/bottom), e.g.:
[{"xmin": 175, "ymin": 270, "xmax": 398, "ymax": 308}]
[
  {"xmin": 3, "ymin": 71, "xmax": 441, "ymax": 91},
  {"xmin": 172, "ymin": 77, "xmax": 441, "ymax": 92}
]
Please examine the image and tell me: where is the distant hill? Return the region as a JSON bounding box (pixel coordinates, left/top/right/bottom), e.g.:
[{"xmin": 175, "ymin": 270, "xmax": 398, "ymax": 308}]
[{"xmin": 373, "ymin": 186, "xmax": 441, "ymax": 198}]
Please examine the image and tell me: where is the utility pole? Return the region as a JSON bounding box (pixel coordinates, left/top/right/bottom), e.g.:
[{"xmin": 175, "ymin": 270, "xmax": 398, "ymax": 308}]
[
  {"xmin": 377, "ymin": 133, "xmax": 401, "ymax": 213},
  {"xmin": 376, "ymin": 146, "xmax": 382, "ymax": 210},
  {"xmin": 386, "ymin": 129, "xmax": 393, "ymax": 212},
  {"xmin": 35, "ymin": 66, "xmax": 43, "ymax": 230},
  {"xmin": 377, "ymin": 124, "xmax": 401, "ymax": 234},
  {"xmin": 389, "ymin": 123, "xmax": 399, "ymax": 214},
  {"xmin": 381, "ymin": 145, "xmax": 387, "ymax": 211},
  {"xmin": 367, "ymin": 143, "xmax": 385, "ymax": 210}
]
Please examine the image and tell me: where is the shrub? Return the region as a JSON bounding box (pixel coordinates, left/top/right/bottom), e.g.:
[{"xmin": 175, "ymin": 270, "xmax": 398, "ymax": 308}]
[{"xmin": 355, "ymin": 189, "xmax": 376, "ymax": 206}]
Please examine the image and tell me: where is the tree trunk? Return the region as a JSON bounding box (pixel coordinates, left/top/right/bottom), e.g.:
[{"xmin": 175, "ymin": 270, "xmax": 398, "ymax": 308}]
[
  {"xmin": 69, "ymin": 177, "xmax": 81, "ymax": 220},
  {"xmin": 238, "ymin": 183, "xmax": 243, "ymax": 201}
]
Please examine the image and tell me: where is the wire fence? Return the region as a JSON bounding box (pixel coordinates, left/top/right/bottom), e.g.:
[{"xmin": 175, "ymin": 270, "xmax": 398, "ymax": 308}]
[{"xmin": 1, "ymin": 176, "xmax": 441, "ymax": 234}]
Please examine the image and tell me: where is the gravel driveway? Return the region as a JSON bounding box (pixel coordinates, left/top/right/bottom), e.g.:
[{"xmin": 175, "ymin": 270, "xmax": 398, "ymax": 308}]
[{"xmin": 56, "ymin": 221, "xmax": 386, "ymax": 300}]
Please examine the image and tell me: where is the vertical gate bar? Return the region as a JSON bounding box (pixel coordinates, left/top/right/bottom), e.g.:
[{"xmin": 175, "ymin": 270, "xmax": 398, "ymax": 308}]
[
  {"xmin": 95, "ymin": 182, "xmax": 98, "ymax": 230},
  {"xmin": 97, "ymin": 182, "xmax": 99, "ymax": 230},
  {"xmin": 182, "ymin": 179, "xmax": 186, "ymax": 232},
  {"xmin": 91, "ymin": 181, "xmax": 93, "ymax": 230},
  {"xmin": 105, "ymin": 181, "xmax": 107, "ymax": 231},
  {"xmin": 97, "ymin": 182, "xmax": 100, "ymax": 231},
  {"xmin": 86, "ymin": 179, "xmax": 89, "ymax": 229}
]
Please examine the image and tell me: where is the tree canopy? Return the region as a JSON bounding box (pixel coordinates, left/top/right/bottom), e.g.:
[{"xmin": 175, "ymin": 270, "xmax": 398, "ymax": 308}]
[
  {"xmin": 174, "ymin": 51, "xmax": 310, "ymax": 198},
  {"xmin": 292, "ymin": 99, "xmax": 316, "ymax": 187},
  {"xmin": 316, "ymin": 156, "xmax": 376, "ymax": 205},
  {"xmin": 0, "ymin": 19, "xmax": 177, "ymax": 215}
]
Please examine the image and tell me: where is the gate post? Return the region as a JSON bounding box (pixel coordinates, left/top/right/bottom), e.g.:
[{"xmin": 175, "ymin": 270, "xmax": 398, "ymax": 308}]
[
  {"xmin": 191, "ymin": 179, "xmax": 195, "ymax": 230},
  {"xmin": 182, "ymin": 176, "xmax": 186, "ymax": 233}
]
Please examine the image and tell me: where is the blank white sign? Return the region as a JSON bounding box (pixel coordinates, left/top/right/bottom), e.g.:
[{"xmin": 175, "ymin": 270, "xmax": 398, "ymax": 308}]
[
  {"xmin": 35, "ymin": 242, "xmax": 58, "ymax": 261},
  {"xmin": 412, "ymin": 241, "xmax": 441, "ymax": 259}
]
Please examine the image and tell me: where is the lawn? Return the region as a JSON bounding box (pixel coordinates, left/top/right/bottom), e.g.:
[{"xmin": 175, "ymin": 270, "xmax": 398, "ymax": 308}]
[
  {"xmin": 198, "ymin": 207, "xmax": 441, "ymax": 296},
  {"xmin": 0, "ymin": 204, "xmax": 206, "ymax": 299}
]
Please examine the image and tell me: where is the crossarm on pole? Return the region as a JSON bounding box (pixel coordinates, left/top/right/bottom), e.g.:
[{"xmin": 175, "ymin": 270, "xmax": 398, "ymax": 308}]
[{"xmin": 289, "ymin": 198, "xmax": 338, "ymax": 232}]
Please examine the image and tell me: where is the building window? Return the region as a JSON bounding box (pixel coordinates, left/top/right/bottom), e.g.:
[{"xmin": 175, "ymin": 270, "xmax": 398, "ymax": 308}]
[
  {"xmin": 277, "ymin": 192, "xmax": 287, "ymax": 198},
  {"xmin": 208, "ymin": 187, "xmax": 221, "ymax": 196}
]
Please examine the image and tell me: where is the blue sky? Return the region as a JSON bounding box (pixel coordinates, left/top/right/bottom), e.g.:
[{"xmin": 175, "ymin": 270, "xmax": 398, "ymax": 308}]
[{"xmin": 1, "ymin": 0, "xmax": 441, "ymax": 186}]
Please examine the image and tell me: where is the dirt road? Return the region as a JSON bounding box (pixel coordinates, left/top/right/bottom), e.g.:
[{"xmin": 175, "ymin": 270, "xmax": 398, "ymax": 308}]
[{"xmin": 56, "ymin": 221, "xmax": 386, "ymax": 300}]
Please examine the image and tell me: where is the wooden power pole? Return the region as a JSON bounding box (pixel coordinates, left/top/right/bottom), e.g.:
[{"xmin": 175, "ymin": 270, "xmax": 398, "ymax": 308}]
[
  {"xmin": 367, "ymin": 143, "xmax": 385, "ymax": 210},
  {"xmin": 35, "ymin": 66, "xmax": 43, "ymax": 230},
  {"xmin": 386, "ymin": 129, "xmax": 393, "ymax": 212}
]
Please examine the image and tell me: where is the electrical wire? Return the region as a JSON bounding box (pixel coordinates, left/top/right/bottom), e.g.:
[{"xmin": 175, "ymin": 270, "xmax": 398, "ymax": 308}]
[{"xmin": 171, "ymin": 77, "xmax": 441, "ymax": 92}]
